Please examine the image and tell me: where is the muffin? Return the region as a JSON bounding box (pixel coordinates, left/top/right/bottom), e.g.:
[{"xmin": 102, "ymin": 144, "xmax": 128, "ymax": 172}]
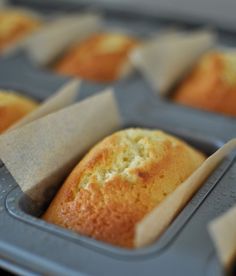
[
  {"xmin": 43, "ymin": 128, "xmax": 205, "ymax": 248},
  {"xmin": 0, "ymin": 10, "xmax": 41, "ymax": 52},
  {"xmin": 173, "ymin": 51, "xmax": 236, "ymax": 116},
  {"xmin": 54, "ymin": 33, "xmax": 139, "ymax": 82},
  {"xmin": 0, "ymin": 90, "xmax": 38, "ymax": 133}
]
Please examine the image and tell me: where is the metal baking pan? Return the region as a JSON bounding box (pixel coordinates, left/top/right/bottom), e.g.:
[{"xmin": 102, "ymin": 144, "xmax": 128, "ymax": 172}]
[
  {"xmin": 4, "ymin": 125, "xmax": 225, "ymax": 257},
  {"xmin": 5, "ymin": 0, "xmax": 236, "ymax": 125},
  {"xmin": 0, "ymin": 118, "xmax": 235, "ymax": 275},
  {"xmin": 0, "ymin": 1, "xmax": 236, "ymax": 275}
]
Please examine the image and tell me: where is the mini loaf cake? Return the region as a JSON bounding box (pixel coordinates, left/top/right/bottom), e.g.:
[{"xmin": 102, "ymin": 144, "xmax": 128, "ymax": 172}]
[
  {"xmin": 173, "ymin": 51, "xmax": 236, "ymax": 116},
  {"xmin": 43, "ymin": 128, "xmax": 206, "ymax": 248},
  {"xmin": 0, "ymin": 10, "xmax": 40, "ymax": 52},
  {"xmin": 54, "ymin": 33, "xmax": 139, "ymax": 82},
  {"xmin": 0, "ymin": 90, "xmax": 38, "ymax": 133}
]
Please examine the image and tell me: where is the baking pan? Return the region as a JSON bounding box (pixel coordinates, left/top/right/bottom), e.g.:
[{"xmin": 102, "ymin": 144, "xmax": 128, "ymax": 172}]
[
  {"xmin": 0, "ymin": 117, "xmax": 235, "ymax": 275},
  {"xmin": 0, "ymin": 1, "xmax": 236, "ymax": 275}
]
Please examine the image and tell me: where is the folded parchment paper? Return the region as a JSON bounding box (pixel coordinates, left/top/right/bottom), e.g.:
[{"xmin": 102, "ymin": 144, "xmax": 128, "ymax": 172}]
[
  {"xmin": 0, "ymin": 90, "xmax": 121, "ymax": 204},
  {"xmin": 135, "ymin": 139, "xmax": 236, "ymax": 248},
  {"xmin": 130, "ymin": 29, "xmax": 216, "ymax": 95},
  {"xmin": 209, "ymin": 204, "xmax": 236, "ymax": 274},
  {"xmin": 0, "ymin": 88, "xmax": 235, "ymax": 248},
  {"xmin": 23, "ymin": 13, "xmax": 103, "ymax": 66},
  {"xmin": 7, "ymin": 79, "xmax": 80, "ymax": 131}
]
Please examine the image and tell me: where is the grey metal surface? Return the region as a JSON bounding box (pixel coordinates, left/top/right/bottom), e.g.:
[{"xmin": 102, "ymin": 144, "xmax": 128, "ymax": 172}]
[
  {"xmin": 11, "ymin": 0, "xmax": 236, "ymax": 32},
  {"xmin": 0, "ymin": 3, "xmax": 235, "ymax": 276}
]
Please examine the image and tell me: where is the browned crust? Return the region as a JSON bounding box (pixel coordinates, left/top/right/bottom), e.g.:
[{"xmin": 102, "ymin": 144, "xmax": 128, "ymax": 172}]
[
  {"xmin": 0, "ymin": 11, "xmax": 40, "ymax": 52},
  {"xmin": 0, "ymin": 92, "xmax": 38, "ymax": 133},
  {"xmin": 54, "ymin": 33, "xmax": 139, "ymax": 82},
  {"xmin": 43, "ymin": 129, "xmax": 205, "ymax": 248},
  {"xmin": 173, "ymin": 51, "xmax": 236, "ymax": 116}
]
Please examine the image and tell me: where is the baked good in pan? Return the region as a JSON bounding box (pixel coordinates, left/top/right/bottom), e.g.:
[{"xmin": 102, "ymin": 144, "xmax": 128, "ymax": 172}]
[
  {"xmin": 0, "ymin": 90, "xmax": 38, "ymax": 133},
  {"xmin": 0, "ymin": 10, "xmax": 40, "ymax": 52},
  {"xmin": 173, "ymin": 51, "xmax": 236, "ymax": 116},
  {"xmin": 43, "ymin": 128, "xmax": 205, "ymax": 248},
  {"xmin": 54, "ymin": 33, "xmax": 139, "ymax": 82}
]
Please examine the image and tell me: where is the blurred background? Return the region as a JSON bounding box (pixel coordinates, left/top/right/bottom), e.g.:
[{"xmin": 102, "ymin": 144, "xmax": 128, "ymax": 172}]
[{"xmin": 11, "ymin": 0, "xmax": 236, "ymax": 31}]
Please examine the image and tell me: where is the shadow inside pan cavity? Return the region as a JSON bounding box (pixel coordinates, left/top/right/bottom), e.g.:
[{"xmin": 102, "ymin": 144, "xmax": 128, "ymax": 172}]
[
  {"xmin": 19, "ymin": 178, "xmax": 66, "ymax": 217},
  {"xmin": 19, "ymin": 194, "xmax": 46, "ymax": 217}
]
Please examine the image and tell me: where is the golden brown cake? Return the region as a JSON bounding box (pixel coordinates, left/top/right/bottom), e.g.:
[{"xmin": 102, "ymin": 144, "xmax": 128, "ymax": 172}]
[
  {"xmin": 0, "ymin": 90, "xmax": 38, "ymax": 133},
  {"xmin": 173, "ymin": 51, "xmax": 236, "ymax": 116},
  {"xmin": 0, "ymin": 10, "xmax": 41, "ymax": 52},
  {"xmin": 43, "ymin": 128, "xmax": 205, "ymax": 248},
  {"xmin": 54, "ymin": 33, "xmax": 139, "ymax": 82}
]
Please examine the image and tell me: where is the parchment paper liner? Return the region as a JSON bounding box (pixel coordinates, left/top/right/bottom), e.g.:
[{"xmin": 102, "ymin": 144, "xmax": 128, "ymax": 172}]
[
  {"xmin": 130, "ymin": 29, "xmax": 216, "ymax": 95},
  {"xmin": 0, "ymin": 89, "xmax": 234, "ymax": 248},
  {"xmin": 135, "ymin": 139, "xmax": 236, "ymax": 248},
  {"xmin": 7, "ymin": 79, "xmax": 80, "ymax": 131},
  {"xmin": 22, "ymin": 13, "xmax": 103, "ymax": 66},
  {"xmin": 209, "ymin": 204, "xmax": 236, "ymax": 273},
  {"xmin": 0, "ymin": 89, "xmax": 121, "ymax": 205}
]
